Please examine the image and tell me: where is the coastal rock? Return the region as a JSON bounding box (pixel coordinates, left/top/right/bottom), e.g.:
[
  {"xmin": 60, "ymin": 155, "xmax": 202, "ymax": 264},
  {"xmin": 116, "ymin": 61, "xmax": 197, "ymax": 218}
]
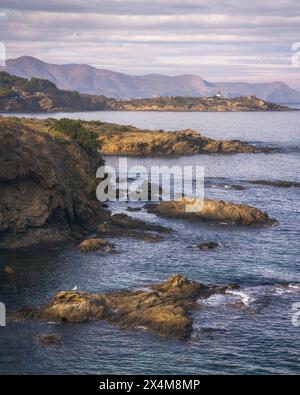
[
  {"xmin": 17, "ymin": 274, "xmax": 239, "ymax": 340},
  {"xmin": 78, "ymin": 238, "xmax": 115, "ymax": 253},
  {"xmin": 97, "ymin": 128, "xmax": 271, "ymax": 156},
  {"xmin": 96, "ymin": 213, "xmax": 171, "ymax": 242},
  {"xmin": 0, "ymin": 118, "xmax": 109, "ymax": 251},
  {"xmin": 145, "ymin": 198, "xmax": 276, "ymax": 226},
  {"xmin": 110, "ymin": 213, "xmax": 171, "ymax": 233}
]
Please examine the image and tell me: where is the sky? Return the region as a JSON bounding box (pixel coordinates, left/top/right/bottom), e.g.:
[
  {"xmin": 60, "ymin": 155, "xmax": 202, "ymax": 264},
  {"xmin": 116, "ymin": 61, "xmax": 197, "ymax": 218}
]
[{"xmin": 0, "ymin": 0, "xmax": 300, "ymax": 88}]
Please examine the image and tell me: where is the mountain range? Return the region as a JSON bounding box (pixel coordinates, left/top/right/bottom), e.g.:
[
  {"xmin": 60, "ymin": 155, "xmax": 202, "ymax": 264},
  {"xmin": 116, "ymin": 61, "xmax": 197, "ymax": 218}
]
[{"xmin": 1, "ymin": 56, "xmax": 300, "ymax": 103}]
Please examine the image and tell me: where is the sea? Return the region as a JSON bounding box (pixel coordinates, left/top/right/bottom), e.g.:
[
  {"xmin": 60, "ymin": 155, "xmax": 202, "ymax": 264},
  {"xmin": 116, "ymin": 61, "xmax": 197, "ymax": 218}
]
[{"xmin": 0, "ymin": 108, "xmax": 299, "ymax": 374}]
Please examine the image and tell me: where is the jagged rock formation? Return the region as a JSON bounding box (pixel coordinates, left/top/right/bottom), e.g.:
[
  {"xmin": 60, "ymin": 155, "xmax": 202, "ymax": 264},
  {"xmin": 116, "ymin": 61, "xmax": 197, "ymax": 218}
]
[
  {"xmin": 145, "ymin": 198, "xmax": 276, "ymax": 226},
  {"xmin": 15, "ymin": 274, "xmax": 239, "ymax": 339}
]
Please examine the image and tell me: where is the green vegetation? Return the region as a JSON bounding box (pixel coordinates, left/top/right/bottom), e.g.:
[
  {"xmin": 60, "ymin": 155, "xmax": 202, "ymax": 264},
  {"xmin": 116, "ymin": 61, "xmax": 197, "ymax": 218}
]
[
  {"xmin": 52, "ymin": 118, "xmax": 99, "ymax": 153},
  {"xmin": 0, "ymin": 72, "xmax": 57, "ymax": 95}
]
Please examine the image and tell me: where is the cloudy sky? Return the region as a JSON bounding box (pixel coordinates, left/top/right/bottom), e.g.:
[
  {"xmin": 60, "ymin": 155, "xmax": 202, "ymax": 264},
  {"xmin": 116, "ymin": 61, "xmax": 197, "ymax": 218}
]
[{"xmin": 0, "ymin": 0, "xmax": 300, "ymax": 88}]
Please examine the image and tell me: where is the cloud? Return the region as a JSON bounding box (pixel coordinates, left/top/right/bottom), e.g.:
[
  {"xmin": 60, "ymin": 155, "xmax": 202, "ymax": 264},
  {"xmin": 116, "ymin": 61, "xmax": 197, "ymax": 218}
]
[{"xmin": 1, "ymin": 0, "xmax": 299, "ymax": 88}]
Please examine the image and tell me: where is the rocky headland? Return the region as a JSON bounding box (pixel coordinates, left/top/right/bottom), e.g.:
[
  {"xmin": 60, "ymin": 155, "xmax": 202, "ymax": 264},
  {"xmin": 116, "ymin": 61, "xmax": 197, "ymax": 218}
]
[
  {"xmin": 97, "ymin": 127, "xmax": 271, "ymax": 156},
  {"xmin": 109, "ymin": 95, "xmax": 294, "ymax": 112},
  {"xmin": 0, "ymin": 117, "xmax": 170, "ymax": 251}
]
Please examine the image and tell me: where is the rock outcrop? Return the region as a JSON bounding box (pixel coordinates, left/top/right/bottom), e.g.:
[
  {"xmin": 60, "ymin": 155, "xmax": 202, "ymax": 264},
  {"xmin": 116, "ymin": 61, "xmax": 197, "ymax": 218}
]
[
  {"xmin": 97, "ymin": 213, "xmax": 172, "ymax": 242},
  {"xmin": 97, "ymin": 128, "xmax": 271, "ymax": 156},
  {"xmin": 16, "ymin": 274, "xmax": 239, "ymax": 340},
  {"xmin": 0, "ymin": 118, "xmax": 109, "ymax": 251},
  {"xmin": 145, "ymin": 198, "xmax": 276, "ymax": 226}
]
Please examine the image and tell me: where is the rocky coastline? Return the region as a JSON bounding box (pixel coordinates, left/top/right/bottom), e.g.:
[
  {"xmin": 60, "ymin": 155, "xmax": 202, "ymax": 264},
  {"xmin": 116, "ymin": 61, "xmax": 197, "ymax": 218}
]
[
  {"xmin": 0, "ymin": 115, "xmax": 286, "ymax": 344},
  {"xmin": 0, "ymin": 72, "xmax": 295, "ymax": 113}
]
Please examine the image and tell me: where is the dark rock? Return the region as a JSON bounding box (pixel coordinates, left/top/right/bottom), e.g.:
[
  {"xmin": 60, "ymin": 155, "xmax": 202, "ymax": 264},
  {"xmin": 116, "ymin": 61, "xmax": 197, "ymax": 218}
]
[
  {"xmin": 127, "ymin": 207, "xmax": 142, "ymax": 212},
  {"xmin": 192, "ymin": 242, "xmax": 221, "ymax": 250},
  {"xmin": 250, "ymin": 180, "xmax": 300, "ymax": 188}
]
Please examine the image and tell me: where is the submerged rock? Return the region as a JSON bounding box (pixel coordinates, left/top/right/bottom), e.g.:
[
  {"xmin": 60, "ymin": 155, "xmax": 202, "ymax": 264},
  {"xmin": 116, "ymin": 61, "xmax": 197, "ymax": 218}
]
[
  {"xmin": 38, "ymin": 333, "xmax": 63, "ymax": 346},
  {"xmin": 16, "ymin": 274, "xmax": 239, "ymax": 340},
  {"xmin": 191, "ymin": 242, "xmax": 221, "ymax": 250},
  {"xmin": 250, "ymin": 180, "xmax": 300, "ymax": 188},
  {"xmin": 145, "ymin": 198, "xmax": 276, "ymax": 226},
  {"xmin": 127, "ymin": 207, "xmax": 143, "ymax": 212},
  {"xmin": 78, "ymin": 238, "xmax": 116, "ymax": 253}
]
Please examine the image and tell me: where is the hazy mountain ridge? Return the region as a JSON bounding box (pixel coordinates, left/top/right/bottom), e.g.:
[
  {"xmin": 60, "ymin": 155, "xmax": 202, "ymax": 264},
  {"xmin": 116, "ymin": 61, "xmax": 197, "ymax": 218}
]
[
  {"xmin": 1, "ymin": 56, "xmax": 300, "ymax": 103},
  {"xmin": 0, "ymin": 71, "xmax": 294, "ymax": 113}
]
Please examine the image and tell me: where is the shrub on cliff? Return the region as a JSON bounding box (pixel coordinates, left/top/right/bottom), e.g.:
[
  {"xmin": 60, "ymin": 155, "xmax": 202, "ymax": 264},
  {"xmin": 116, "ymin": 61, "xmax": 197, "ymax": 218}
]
[{"xmin": 52, "ymin": 118, "xmax": 99, "ymax": 153}]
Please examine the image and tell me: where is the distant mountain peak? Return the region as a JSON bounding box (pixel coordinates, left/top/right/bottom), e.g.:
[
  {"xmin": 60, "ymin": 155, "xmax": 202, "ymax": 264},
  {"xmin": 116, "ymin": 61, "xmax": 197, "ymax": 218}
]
[{"xmin": 1, "ymin": 56, "xmax": 300, "ymax": 103}]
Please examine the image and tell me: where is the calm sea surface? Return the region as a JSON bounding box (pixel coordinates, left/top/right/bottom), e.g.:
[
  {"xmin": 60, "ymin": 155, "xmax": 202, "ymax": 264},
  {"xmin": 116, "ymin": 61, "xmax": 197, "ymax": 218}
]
[{"xmin": 0, "ymin": 110, "xmax": 300, "ymax": 374}]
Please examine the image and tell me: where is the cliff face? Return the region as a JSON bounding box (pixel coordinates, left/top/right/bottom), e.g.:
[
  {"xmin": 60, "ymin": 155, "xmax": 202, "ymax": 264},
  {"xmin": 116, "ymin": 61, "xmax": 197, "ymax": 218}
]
[{"xmin": 0, "ymin": 118, "xmax": 108, "ymax": 250}]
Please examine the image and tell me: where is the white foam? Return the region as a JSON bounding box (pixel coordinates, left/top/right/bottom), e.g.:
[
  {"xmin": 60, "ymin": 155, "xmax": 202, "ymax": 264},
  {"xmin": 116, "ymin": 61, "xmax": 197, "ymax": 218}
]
[{"xmin": 225, "ymin": 289, "xmax": 255, "ymax": 307}]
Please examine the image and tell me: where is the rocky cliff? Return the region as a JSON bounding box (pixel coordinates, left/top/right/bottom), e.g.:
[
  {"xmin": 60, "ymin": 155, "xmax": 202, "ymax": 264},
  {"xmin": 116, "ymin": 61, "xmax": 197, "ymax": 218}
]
[{"xmin": 0, "ymin": 118, "xmax": 109, "ymax": 250}]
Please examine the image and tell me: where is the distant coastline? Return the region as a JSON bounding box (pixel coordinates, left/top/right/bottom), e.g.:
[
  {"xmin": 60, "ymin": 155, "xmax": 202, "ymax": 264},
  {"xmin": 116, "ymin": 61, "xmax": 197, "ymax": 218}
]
[{"xmin": 0, "ymin": 72, "xmax": 297, "ymax": 113}]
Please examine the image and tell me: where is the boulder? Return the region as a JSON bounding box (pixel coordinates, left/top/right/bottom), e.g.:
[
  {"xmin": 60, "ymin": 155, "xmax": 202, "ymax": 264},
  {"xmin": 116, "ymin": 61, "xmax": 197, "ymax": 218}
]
[{"xmin": 77, "ymin": 238, "xmax": 115, "ymax": 253}]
